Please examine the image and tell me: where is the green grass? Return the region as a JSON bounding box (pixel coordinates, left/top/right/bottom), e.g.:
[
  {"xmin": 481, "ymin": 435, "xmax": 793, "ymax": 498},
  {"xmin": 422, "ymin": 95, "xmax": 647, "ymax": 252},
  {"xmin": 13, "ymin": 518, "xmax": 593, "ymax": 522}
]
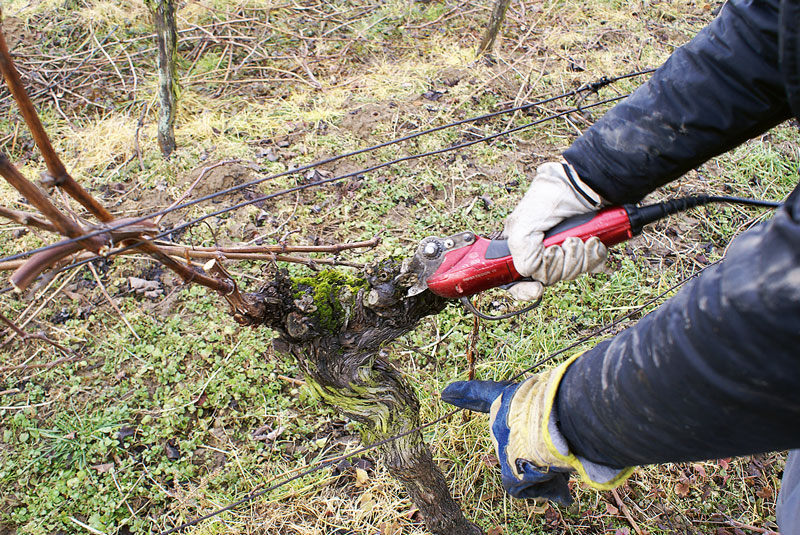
[{"xmin": 0, "ymin": 0, "xmax": 795, "ymax": 533}]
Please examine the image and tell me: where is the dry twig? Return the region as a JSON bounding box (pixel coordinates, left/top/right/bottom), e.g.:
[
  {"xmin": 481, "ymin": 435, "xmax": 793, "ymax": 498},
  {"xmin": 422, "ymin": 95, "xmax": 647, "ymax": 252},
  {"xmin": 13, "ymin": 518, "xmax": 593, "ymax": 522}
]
[
  {"xmin": 611, "ymin": 488, "xmax": 645, "ymax": 535},
  {"xmin": 88, "ymin": 263, "xmax": 140, "ymax": 340},
  {"xmin": 0, "ymin": 206, "xmax": 57, "ymax": 232},
  {"xmin": 0, "ymin": 311, "xmax": 76, "ymax": 361}
]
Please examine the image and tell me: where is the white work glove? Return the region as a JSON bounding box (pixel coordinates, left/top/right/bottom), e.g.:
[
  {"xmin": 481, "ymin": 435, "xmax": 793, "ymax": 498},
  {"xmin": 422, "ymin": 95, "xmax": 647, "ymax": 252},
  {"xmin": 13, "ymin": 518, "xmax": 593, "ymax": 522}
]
[{"xmin": 504, "ymin": 162, "xmax": 608, "ymax": 302}]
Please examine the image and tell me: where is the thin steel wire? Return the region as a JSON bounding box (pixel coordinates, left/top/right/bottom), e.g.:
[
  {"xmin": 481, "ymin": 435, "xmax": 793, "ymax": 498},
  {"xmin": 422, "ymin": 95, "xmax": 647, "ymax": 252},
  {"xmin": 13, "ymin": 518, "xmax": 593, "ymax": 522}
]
[
  {"xmin": 0, "ymin": 69, "xmax": 654, "ymax": 266},
  {"xmin": 0, "ymin": 93, "xmax": 630, "ymax": 296}
]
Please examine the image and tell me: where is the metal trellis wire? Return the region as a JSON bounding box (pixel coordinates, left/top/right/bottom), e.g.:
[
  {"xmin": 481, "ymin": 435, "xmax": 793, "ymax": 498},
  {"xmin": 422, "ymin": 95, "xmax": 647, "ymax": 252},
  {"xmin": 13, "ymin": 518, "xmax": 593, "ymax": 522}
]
[
  {"xmin": 0, "ymin": 69, "xmax": 654, "ymax": 267},
  {"xmin": 0, "ymin": 92, "xmax": 632, "ymax": 297}
]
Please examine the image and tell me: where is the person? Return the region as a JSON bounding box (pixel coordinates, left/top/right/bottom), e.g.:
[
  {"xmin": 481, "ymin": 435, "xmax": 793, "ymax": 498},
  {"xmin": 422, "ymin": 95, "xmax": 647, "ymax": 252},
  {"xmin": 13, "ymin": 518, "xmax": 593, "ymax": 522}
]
[{"xmin": 441, "ymin": 0, "xmax": 800, "ymax": 531}]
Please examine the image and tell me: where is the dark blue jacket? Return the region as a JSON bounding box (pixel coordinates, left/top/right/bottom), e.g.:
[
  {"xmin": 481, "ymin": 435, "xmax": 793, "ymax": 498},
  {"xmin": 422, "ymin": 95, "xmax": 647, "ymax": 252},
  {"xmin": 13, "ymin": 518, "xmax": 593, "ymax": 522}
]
[
  {"xmin": 565, "ymin": 0, "xmax": 797, "ymax": 204},
  {"xmin": 555, "ymin": 0, "xmax": 800, "ymax": 472}
]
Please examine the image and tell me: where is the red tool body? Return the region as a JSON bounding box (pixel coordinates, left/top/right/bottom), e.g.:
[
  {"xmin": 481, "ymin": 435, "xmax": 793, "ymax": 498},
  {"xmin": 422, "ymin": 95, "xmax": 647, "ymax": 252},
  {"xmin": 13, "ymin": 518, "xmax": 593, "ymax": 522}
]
[
  {"xmin": 425, "ymin": 206, "xmax": 634, "ymax": 299},
  {"xmin": 404, "ymin": 195, "xmax": 779, "ymax": 310}
]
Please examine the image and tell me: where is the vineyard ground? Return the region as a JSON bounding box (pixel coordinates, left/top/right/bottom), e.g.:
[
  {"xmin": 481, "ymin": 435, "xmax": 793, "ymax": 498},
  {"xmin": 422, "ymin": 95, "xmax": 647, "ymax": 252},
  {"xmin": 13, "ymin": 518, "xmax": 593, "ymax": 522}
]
[{"xmin": 0, "ymin": 1, "xmax": 798, "ymax": 534}]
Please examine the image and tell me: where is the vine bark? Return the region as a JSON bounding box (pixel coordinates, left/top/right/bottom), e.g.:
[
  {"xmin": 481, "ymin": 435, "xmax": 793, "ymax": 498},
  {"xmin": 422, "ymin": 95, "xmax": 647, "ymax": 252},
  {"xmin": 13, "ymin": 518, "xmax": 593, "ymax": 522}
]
[
  {"xmin": 148, "ymin": 0, "xmax": 178, "ymax": 158},
  {"xmin": 230, "ymin": 261, "xmax": 483, "ymax": 535},
  {"xmin": 477, "ymin": 0, "xmax": 512, "ymax": 56}
]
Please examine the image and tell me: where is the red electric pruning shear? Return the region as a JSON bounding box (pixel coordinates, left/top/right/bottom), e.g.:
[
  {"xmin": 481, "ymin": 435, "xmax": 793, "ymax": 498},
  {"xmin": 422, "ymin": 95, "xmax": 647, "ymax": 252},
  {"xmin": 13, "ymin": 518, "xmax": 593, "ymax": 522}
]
[{"xmin": 401, "ymin": 197, "xmax": 735, "ymax": 319}]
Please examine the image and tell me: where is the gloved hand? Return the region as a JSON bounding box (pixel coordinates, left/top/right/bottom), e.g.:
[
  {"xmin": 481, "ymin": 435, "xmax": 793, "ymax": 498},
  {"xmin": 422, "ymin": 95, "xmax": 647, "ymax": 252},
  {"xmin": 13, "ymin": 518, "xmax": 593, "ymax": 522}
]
[
  {"xmin": 441, "ymin": 355, "xmax": 633, "ymax": 505},
  {"xmin": 504, "ymin": 162, "xmax": 608, "ymax": 302}
]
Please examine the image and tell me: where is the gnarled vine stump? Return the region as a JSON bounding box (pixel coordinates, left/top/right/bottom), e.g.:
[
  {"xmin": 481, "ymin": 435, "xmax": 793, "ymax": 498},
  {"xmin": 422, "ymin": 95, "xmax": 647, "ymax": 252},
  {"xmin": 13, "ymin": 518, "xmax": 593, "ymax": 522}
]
[{"xmin": 228, "ymin": 260, "xmax": 482, "ymax": 535}]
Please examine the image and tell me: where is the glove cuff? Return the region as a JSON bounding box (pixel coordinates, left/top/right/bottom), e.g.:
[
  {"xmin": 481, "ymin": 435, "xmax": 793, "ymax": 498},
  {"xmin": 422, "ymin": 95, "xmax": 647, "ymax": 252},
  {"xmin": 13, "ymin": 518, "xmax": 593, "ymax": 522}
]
[
  {"xmin": 540, "ymin": 354, "xmax": 635, "ymax": 489},
  {"xmin": 560, "ymin": 162, "xmax": 605, "ymax": 210}
]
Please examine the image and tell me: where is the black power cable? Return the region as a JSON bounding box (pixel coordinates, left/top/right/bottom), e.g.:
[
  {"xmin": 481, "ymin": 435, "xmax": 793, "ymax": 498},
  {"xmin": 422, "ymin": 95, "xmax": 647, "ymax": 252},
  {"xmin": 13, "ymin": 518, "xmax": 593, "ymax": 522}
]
[
  {"xmin": 705, "ymin": 195, "xmax": 782, "ymax": 208},
  {"xmin": 626, "ymin": 194, "xmax": 782, "ymax": 235}
]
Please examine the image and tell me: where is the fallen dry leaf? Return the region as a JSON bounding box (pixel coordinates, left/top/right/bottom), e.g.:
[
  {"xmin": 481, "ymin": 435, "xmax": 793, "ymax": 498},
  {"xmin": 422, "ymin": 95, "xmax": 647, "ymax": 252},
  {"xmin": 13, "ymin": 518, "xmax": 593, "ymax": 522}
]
[
  {"xmin": 481, "ymin": 454, "xmax": 500, "ymax": 468},
  {"xmin": 756, "ymin": 486, "xmax": 773, "ymax": 499},
  {"xmin": 693, "ymin": 463, "xmax": 707, "ymax": 478},
  {"xmin": 92, "ymin": 462, "xmax": 114, "ymax": 473},
  {"xmin": 355, "ymin": 467, "xmax": 369, "ymax": 486},
  {"xmin": 358, "ymin": 491, "xmax": 376, "ymax": 512},
  {"xmin": 545, "ymin": 506, "xmax": 559, "ymax": 523},
  {"xmin": 165, "ymin": 438, "xmax": 181, "ymax": 461},
  {"xmin": 675, "ymin": 481, "xmax": 691, "ymax": 497},
  {"xmin": 531, "ymin": 500, "xmax": 549, "ymax": 514},
  {"xmin": 252, "ymin": 425, "xmax": 284, "ymax": 442},
  {"xmin": 380, "ymin": 520, "xmax": 401, "ymax": 535},
  {"xmin": 63, "ymin": 289, "xmax": 83, "ymax": 301}
]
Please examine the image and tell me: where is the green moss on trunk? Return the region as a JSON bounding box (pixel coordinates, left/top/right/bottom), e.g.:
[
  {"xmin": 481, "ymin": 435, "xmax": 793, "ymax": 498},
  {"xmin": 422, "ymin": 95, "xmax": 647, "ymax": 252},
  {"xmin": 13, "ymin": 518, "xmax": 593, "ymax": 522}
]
[{"xmin": 292, "ymin": 270, "xmax": 368, "ymax": 331}]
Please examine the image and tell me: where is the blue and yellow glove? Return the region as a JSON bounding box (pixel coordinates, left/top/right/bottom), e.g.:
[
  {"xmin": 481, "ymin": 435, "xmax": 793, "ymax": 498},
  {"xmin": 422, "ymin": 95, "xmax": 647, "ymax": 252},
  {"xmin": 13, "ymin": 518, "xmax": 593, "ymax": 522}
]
[{"xmin": 442, "ymin": 355, "xmax": 633, "ymax": 505}]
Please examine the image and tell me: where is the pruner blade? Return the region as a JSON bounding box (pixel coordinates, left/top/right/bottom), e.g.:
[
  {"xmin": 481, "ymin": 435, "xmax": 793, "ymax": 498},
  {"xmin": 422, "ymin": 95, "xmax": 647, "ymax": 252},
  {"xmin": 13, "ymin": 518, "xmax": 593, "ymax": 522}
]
[
  {"xmin": 402, "ymin": 232, "xmax": 477, "ymax": 297},
  {"xmin": 402, "ymin": 236, "xmax": 445, "ymax": 296}
]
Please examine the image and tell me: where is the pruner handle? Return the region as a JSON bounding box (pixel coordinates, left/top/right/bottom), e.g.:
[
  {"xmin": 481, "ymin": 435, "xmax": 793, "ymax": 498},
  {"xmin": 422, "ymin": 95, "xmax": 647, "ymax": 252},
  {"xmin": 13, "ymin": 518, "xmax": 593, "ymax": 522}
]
[{"xmin": 426, "ymin": 207, "xmax": 634, "ymax": 299}]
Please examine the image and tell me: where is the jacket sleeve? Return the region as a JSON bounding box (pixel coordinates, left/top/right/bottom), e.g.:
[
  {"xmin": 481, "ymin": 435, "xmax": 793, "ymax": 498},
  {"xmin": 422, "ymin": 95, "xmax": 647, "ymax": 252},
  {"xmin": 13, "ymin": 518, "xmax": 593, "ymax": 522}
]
[
  {"xmin": 555, "ymin": 189, "xmax": 800, "ymax": 468},
  {"xmin": 563, "ymin": 0, "xmax": 792, "ymax": 205}
]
